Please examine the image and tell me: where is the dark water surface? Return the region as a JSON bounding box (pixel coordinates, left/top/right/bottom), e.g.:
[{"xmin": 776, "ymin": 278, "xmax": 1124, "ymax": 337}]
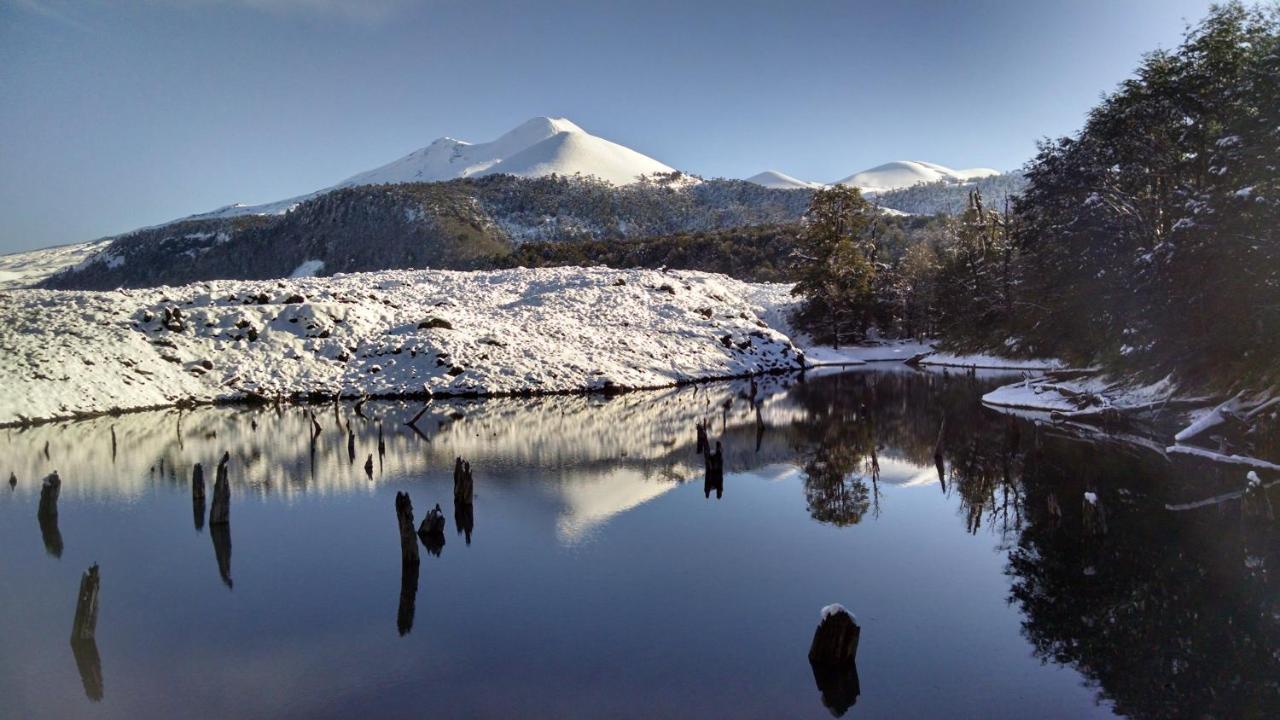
[{"xmin": 1, "ymin": 368, "xmax": 1276, "ymax": 719}]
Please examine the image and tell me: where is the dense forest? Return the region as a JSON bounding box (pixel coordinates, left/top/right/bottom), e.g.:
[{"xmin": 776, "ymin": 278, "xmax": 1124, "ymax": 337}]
[{"xmin": 789, "ymin": 3, "xmax": 1278, "ymax": 392}]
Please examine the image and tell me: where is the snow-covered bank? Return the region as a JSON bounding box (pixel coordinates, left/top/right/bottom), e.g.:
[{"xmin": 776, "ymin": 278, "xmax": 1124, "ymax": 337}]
[
  {"xmin": 981, "ymin": 374, "xmax": 1186, "ymax": 415},
  {"xmin": 0, "ymin": 267, "xmax": 802, "ymax": 427},
  {"xmin": 916, "ymin": 352, "xmax": 1062, "ymax": 371}
]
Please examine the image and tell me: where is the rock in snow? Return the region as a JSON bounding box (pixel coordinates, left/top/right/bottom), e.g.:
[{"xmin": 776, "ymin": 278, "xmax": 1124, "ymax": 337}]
[{"xmin": 0, "ymin": 267, "xmax": 802, "ymax": 426}]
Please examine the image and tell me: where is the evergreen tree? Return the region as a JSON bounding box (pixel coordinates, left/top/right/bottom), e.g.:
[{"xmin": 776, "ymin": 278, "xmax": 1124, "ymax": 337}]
[{"xmin": 791, "ymin": 186, "xmax": 877, "ymax": 347}]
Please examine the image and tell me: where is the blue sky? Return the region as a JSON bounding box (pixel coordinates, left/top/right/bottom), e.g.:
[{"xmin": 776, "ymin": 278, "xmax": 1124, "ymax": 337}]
[{"xmin": 1, "ymin": 0, "xmax": 1216, "ymax": 253}]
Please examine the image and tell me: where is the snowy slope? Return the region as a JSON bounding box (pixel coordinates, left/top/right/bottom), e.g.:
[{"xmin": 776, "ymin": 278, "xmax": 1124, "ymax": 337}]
[
  {"xmin": 744, "ymin": 170, "xmax": 823, "ymax": 190},
  {"xmin": 0, "ymin": 240, "xmax": 112, "ymax": 291},
  {"xmin": 0, "ymin": 267, "xmax": 803, "ymax": 426},
  {"xmin": 835, "ymin": 160, "xmax": 1000, "ymax": 193}
]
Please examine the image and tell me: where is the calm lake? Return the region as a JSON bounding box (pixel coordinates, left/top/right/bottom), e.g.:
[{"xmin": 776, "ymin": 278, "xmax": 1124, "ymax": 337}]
[{"xmin": 1, "ymin": 368, "xmax": 1276, "ymax": 719}]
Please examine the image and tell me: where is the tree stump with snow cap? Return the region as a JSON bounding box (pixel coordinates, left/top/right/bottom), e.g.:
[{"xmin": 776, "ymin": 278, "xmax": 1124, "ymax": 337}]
[
  {"xmin": 1082, "ymin": 491, "xmax": 1106, "ymax": 535},
  {"xmin": 808, "ymin": 604, "xmax": 861, "ymax": 717},
  {"xmin": 1243, "ymin": 471, "xmax": 1274, "ymax": 520},
  {"xmin": 809, "ymin": 604, "xmax": 860, "ymax": 667}
]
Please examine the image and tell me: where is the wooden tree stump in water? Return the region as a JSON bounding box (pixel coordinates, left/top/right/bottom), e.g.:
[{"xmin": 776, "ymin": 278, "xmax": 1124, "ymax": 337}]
[
  {"xmin": 192, "ymin": 464, "xmax": 205, "ymax": 501},
  {"xmin": 704, "ymin": 441, "xmax": 724, "ymax": 498},
  {"xmin": 418, "ymin": 503, "xmax": 446, "ymax": 557},
  {"xmin": 395, "ymin": 492, "xmax": 419, "ymax": 566},
  {"xmin": 453, "ymin": 458, "xmax": 473, "ymax": 505},
  {"xmin": 71, "ymin": 564, "xmax": 100, "ymax": 643},
  {"xmin": 38, "ymin": 471, "xmax": 61, "ymax": 518},
  {"xmin": 209, "ymin": 454, "xmax": 230, "ymax": 526},
  {"xmin": 808, "ymin": 604, "xmax": 861, "ymax": 716}
]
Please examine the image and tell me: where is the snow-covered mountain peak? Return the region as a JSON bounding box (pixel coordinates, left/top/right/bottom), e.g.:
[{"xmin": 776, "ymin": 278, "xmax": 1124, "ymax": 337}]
[
  {"xmin": 835, "ymin": 160, "xmax": 1000, "ymax": 193},
  {"xmin": 330, "ymin": 115, "xmax": 670, "ymax": 190},
  {"xmin": 744, "ymin": 170, "xmax": 823, "ymax": 190}
]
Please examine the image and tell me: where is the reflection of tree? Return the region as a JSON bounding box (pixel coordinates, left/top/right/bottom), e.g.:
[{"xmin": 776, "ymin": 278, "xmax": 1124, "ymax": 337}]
[
  {"xmin": 1007, "ymin": 443, "xmax": 1280, "ymax": 719},
  {"xmin": 792, "ymin": 374, "xmax": 881, "ymax": 526},
  {"xmin": 791, "ymin": 369, "xmax": 1280, "ymax": 716}
]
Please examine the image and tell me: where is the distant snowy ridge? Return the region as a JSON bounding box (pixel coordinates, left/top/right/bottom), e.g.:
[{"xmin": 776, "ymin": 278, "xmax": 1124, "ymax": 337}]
[
  {"xmin": 0, "ymin": 267, "xmax": 803, "ymax": 426},
  {"xmin": 744, "ymin": 170, "xmax": 823, "ymax": 190},
  {"xmin": 835, "ymin": 160, "xmax": 1000, "ymax": 193}
]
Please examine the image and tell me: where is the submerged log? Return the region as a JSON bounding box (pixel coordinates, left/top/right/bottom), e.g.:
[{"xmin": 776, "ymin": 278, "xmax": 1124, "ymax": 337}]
[
  {"xmin": 209, "ymin": 454, "xmax": 230, "ymax": 526},
  {"xmin": 71, "ymin": 564, "xmax": 100, "ymax": 642},
  {"xmin": 347, "ymin": 430, "xmax": 356, "ymax": 464},
  {"xmin": 364, "ymin": 454, "xmax": 374, "ymax": 478},
  {"xmin": 8, "ymin": 471, "xmax": 14, "ymax": 489},
  {"xmin": 395, "ymin": 492, "xmax": 419, "ymax": 566},
  {"xmin": 808, "ymin": 604, "xmax": 861, "ymax": 717},
  {"xmin": 110, "ymin": 425, "xmax": 117, "ymax": 463},
  {"xmin": 453, "ymin": 458, "xmax": 474, "ymax": 505},
  {"xmin": 696, "ymin": 422, "xmax": 709, "ymax": 455}
]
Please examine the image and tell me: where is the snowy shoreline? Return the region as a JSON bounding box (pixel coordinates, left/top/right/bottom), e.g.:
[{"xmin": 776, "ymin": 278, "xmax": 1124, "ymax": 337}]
[{"xmin": 0, "ymin": 267, "xmax": 805, "ymax": 428}]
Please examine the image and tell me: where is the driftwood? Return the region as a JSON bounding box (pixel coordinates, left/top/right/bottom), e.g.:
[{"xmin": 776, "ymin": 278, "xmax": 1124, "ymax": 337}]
[
  {"xmin": 70, "ymin": 564, "xmax": 103, "ymax": 702},
  {"xmin": 395, "ymin": 492, "xmax": 419, "ymax": 566},
  {"xmin": 808, "ymin": 605, "xmax": 861, "ymax": 717},
  {"xmin": 704, "ymin": 441, "xmax": 724, "ymax": 499},
  {"xmin": 209, "ymin": 453, "xmax": 230, "ymax": 525},
  {"xmin": 453, "ymin": 458, "xmax": 474, "ymax": 505}
]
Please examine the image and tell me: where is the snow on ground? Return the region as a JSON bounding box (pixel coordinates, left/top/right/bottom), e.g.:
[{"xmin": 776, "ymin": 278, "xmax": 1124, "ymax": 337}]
[
  {"xmin": 0, "ymin": 240, "xmax": 111, "ymax": 290},
  {"xmin": 917, "ymin": 352, "xmax": 1062, "ymax": 371},
  {"xmin": 0, "ymin": 267, "xmax": 802, "ymax": 426},
  {"xmin": 981, "ymin": 374, "xmax": 1180, "ymax": 414}
]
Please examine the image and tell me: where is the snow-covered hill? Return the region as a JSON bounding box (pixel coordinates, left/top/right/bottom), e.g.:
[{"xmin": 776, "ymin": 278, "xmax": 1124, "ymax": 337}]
[
  {"xmin": 835, "ymin": 160, "xmax": 1000, "ymax": 193},
  {"xmin": 0, "ymin": 267, "xmax": 803, "ymax": 426},
  {"xmin": 744, "ymin": 170, "xmax": 823, "ymax": 190}
]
